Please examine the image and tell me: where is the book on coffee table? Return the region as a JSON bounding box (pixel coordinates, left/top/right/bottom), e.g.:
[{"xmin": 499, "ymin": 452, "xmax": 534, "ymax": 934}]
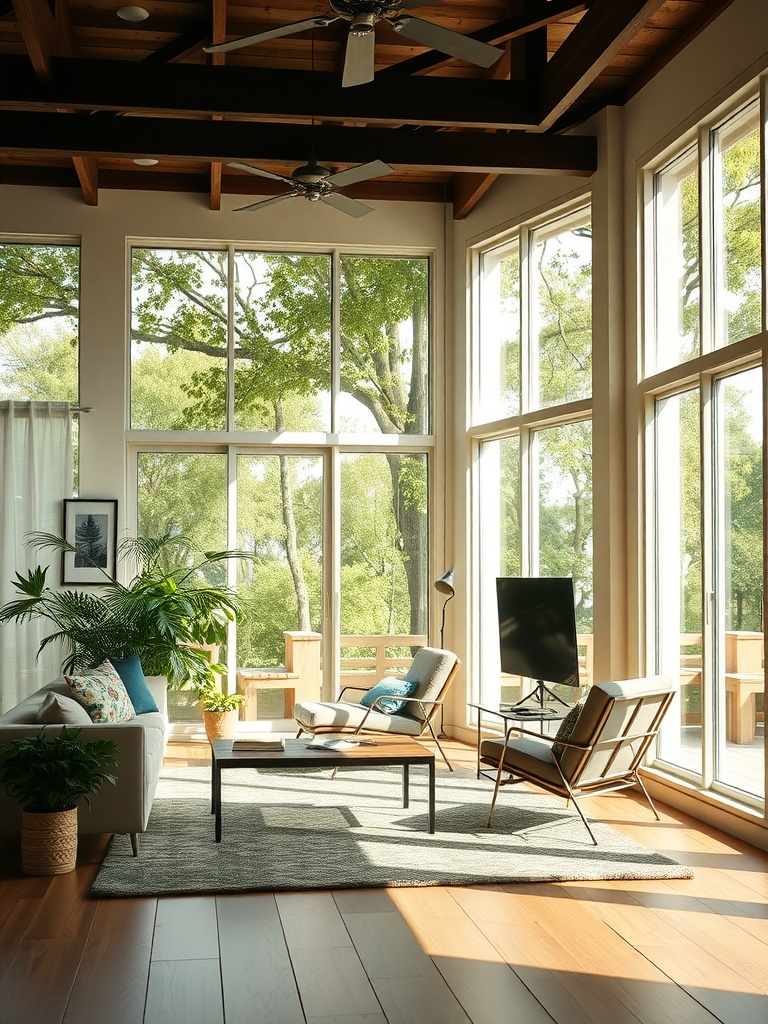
[{"xmin": 232, "ymin": 736, "xmax": 285, "ymax": 751}]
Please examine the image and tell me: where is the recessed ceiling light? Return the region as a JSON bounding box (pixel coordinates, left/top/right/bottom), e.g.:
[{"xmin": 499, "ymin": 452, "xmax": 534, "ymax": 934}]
[
  {"xmin": 117, "ymin": 6, "xmax": 149, "ymax": 22},
  {"xmin": 133, "ymin": 158, "xmax": 159, "ymax": 166}
]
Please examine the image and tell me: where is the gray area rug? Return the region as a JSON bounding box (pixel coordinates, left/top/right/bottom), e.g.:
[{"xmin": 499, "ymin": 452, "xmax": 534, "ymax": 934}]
[{"xmin": 91, "ymin": 764, "xmax": 693, "ymax": 897}]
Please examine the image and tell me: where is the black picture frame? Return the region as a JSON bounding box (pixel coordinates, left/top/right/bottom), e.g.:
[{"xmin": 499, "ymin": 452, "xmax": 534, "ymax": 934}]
[{"xmin": 62, "ymin": 499, "xmax": 118, "ymax": 584}]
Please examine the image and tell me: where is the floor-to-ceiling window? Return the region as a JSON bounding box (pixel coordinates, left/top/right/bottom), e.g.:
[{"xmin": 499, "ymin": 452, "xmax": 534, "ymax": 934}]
[
  {"xmin": 645, "ymin": 85, "xmax": 765, "ymax": 806},
  {"xmin": 128, "ymin": 244, "xmax": 433, "ymax": 724},
  {"xmin": 472, "ymin": 201, "xmax": 594, "ymax": 715}
]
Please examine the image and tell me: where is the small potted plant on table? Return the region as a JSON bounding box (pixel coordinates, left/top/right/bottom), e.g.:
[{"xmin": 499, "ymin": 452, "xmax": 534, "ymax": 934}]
[
  {"xmin": 0, "ymin": 728, "xmax": 119, "ymax": 875},
  {"xmin": 196, "ymin": 682, "xmax": 246, "ymax": 741}
]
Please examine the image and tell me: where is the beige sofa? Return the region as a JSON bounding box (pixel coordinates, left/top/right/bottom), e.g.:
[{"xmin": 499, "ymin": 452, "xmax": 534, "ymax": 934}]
[{"xmin": 0, "ymin": 676, "xmax": 168, "ymax": 855}]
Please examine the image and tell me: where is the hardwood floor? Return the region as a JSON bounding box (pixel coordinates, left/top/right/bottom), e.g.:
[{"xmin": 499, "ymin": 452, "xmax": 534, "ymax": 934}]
[{"xmin": 1, "ymin": 739, "xmax": 767, "ymax": 1024}]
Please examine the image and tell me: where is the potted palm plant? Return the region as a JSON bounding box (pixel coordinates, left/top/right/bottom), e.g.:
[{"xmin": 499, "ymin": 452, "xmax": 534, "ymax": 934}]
[
  {"xmin": 0, "ymin": 532, "xmax": 249, "ymax": 690},
  {"xmin": 0, "ymin": 728, "xmax": 118, "ymax": 875}
]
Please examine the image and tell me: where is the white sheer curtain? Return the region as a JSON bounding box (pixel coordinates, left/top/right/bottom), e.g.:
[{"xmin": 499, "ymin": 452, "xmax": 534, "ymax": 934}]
[{"xmin": 0, "ymin": 401, "xmax": 73, "ymax": 712}]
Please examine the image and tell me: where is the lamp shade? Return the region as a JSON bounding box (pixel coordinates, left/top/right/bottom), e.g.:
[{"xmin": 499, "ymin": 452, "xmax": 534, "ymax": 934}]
[{"xmin": 434, "ymin": 568, "xmax": 455, "ymax": 597}]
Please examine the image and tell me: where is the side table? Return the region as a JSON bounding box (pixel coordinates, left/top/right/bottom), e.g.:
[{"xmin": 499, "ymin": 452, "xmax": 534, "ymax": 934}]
[{"xmin": 471, "ymin": 703, "xmax": 571, "ymax": 781}]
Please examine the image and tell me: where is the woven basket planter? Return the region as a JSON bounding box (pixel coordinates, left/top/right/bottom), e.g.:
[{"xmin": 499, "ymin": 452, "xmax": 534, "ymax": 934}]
[
  {"xmin": 21, "ymin": 807, "xmax": 78, "ymax": 876},
  {"xmin": 203, "ymin": 709, "xmax": 239, "ymax": 742}
]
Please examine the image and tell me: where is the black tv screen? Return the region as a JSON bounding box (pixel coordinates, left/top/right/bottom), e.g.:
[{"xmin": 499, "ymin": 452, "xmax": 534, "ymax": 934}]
[{"xmin": 496, "ymin": 577, "xmax": 580, "ymax": 686}]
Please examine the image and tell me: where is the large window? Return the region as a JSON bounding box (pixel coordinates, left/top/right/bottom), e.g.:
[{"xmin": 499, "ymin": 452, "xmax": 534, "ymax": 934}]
[
  {"xmin": 647, "ymin": 93, "xmax": 764, "ymax": 807},
  {"xmin": 474, "ymin": 203, "xmax": 593, "ymax": 711},
  {"xmin": 130, "ymin": 245, "xmax": 433, "ymax": 723}
]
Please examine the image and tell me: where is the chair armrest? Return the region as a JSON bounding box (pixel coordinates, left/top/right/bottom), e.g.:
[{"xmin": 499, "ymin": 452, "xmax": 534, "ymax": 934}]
[{"xmin": 337, "ymin": 684, "xmax": 371, "ymax": 701}]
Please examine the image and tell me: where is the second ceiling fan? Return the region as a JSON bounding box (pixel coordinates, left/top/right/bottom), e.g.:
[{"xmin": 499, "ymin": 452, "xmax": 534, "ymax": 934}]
[{"xmin": 205, "ymin": 0, "xmax": 504, "ymax": 88}]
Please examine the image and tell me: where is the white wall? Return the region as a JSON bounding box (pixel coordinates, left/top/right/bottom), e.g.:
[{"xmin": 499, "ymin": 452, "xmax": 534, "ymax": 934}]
[{"xmin": 0, "ymin": 186, "xmax": 445, "ymax": 537}]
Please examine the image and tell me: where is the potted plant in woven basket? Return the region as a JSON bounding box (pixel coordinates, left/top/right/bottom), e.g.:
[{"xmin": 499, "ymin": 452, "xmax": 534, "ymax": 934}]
[
  {"xmin": 196, "ymin": 683, "xmax": 246, "ymax": 741},
  {"xmin": 0, "ymin": 728, "xmax": 119, "ymax": 876}
]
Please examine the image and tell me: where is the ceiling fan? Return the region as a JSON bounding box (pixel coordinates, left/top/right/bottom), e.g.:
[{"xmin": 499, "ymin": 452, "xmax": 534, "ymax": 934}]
[
  {"xmin": 204, "ymin": 0, "xmax": 504, "ymax": 88},
  {"xmin": 228, "ymin": 155, "xmax": 395, "ymax": 217}
]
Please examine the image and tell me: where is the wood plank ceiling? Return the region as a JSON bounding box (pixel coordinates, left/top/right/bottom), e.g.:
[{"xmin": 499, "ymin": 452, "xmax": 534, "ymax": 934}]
[{"xmin": 0, "ymin": 0, "xmax": 736, "ymax": 218}]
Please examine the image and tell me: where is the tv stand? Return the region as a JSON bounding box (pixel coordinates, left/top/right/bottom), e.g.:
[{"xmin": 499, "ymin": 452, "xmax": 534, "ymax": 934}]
[{"xmin": 509, "ymin": 678, "xmax": 571, "ymax": 710}]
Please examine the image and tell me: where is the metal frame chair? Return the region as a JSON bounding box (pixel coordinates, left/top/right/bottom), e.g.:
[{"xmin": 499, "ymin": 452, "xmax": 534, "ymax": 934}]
[
  {"xmin": 294, "ymin": 648, "xmax": 460, "ymax": 770},
  {"xmin": 479, "ymin": 676, "xmax": 675, "ymax": 844}
]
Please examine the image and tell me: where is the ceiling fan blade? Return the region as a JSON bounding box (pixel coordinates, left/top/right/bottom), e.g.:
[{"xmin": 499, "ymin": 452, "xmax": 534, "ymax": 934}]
[
  {"xmin": 400, "ymin": 0, "xmax": 434, "ymax": 7},
  {"xmin": 320, "ymin": 192, "xmax": 375, "ymax": 218},
  {"xmin": 228, "ymin": 162, "xmax": 297, "ymax": 187},
  {"xmin": 204, "ymin": 16, "xmax": 338, "ymax": 54},
  {"xmin": 324, "ymin": 159, "xmax": 394, "ymax": 188},
  {"xmin": 390, "ymin": 15, "xmax": 503, "ymax": 69},
  {"xmin": 234, "ymin": 192, "xmax": 299, "ymax": 213},
  {"xmin": 342, "ymin": 29, "xmax": 375, "ymax": 88}
]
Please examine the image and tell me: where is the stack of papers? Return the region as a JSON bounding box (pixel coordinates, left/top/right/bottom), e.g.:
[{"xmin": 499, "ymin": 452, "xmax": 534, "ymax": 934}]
[
  {"xmin": 232, "ymin": 736, "xmax": 285, "ymax": 751},
  {"xmin": 305, "ymin": 738, "xmax": 360, "ymax": 751}
]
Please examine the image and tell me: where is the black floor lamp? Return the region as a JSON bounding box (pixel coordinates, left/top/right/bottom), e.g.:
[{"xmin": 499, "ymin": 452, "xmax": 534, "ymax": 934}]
[
  {"xmin": 435, "ymin": 568, "xmax": 455, "ymax": 649},
  {"xmin": 434, "ymin": 568, "xmax": 455, "ymax": 737}
]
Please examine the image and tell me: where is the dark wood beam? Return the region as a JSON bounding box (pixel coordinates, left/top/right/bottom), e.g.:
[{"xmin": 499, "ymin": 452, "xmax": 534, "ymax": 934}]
[
  {"xmin": 378, "ymin": 0, "xmax": 588, "ymax": 79},
  {"xmin": 72, "ymin": 154, "xmax": 97, "ymax": 205},
  {"xmin": 536, "ymin": 0, "xmax": 666, "ymax": 130},
  {"xmin": 0, "ymin": 111, "xmax": 598, "ymax": 176},
  {"xmin": 0, "ymin": 55, "xmax": 536, "ymax": 130},
  {"xmin": 452, "ymin": 173, "xmax": 498, "ymax": 220},
  {"xmin": 10, "ymin": 0, "xmax": 56, "ymax": 79},
  {"xmin": 143, "ymin": 18, "xmax": 209, "ymax": 65}
]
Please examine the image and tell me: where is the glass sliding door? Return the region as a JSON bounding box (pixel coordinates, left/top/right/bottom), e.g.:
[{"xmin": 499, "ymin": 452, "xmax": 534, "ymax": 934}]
[
  {"xmin": 713, "ymin": 369, "xmax": 763, "ymax": 798},
  {"xmin": 339, "ymin": 452, "xmax": 428, "ymax": 688},
  {"xmin": 654, "ymin": 390, "xmax": 703, "ymax": 776}
]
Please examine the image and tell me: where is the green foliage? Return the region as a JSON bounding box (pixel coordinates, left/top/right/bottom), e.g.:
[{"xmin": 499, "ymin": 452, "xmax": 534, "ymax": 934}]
[
  {"xmin": 0, "ymin": 533, "xmax": 251, "ymax": 687},
  {"xmin": 195, "ymin": 682, "xmax": 246, "ymax": 712},
  {"xmin": 0, "ymin": 728, "xmax": 118, "ymax": 813}
]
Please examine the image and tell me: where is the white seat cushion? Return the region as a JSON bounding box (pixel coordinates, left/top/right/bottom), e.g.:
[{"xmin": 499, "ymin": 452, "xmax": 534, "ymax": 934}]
[{"xmin": 294, "ymin": 701, "xmax": 423, "ymax": 736}]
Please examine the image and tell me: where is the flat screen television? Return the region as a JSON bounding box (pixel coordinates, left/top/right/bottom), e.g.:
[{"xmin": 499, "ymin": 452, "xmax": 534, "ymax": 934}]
[{"xmin": 496, "ymin": 577, "xmax": 580, "ymax": 692}]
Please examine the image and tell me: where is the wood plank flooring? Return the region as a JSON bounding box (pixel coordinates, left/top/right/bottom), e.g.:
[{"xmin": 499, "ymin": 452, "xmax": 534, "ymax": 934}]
[{"xmin": 1, "ymin": 739, "xmax": 766, "ymax": 1024}]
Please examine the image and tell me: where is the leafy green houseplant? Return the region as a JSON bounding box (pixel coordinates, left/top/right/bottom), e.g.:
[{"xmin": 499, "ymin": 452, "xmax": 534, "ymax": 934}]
[
  {"xmin": 0, "ymin": 532, "xmax": 249, "ymax": 689},
  {"xmin": 196, "ymin": 681, "xmax": 246, "ymax": 741},
  {"xmin": 0, "ymin": 728, "xmax": 119, "ymax": 875}
]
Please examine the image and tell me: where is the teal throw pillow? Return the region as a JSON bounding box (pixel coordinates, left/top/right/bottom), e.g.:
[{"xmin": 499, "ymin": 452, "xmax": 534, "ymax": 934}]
[
  {"xmin": 108, "ymin": 655, "xmax": 160, "ymax": 715},
  {"xmin": 359, "ymin": 678, "xmax": 419, "ymax": 715}
]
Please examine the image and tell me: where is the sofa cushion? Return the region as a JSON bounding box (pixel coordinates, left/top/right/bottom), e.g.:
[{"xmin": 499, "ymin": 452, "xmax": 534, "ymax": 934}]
[
  {"xmin": 108, "ymin": 655, "xmax": 160, "ymax": 715},
  {"xmin": 359, "ymin": 677, "xmax": 419, "ymax": 714},
  {"xmin": 36, "ymin": 691, "xmax": 93, "ymax": 726},
  {"xmin": 65, "ymin": 660, "xmax": 136, "ymax": 723}
]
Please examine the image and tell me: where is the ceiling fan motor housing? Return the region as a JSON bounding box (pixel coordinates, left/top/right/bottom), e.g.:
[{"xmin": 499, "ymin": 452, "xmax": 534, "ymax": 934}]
[
  {"xmin": 292, "ymin": 162, "xmax": 334, "ymax": 185},
  {"xmin": 330, "ymin": 1, "xmax": 397, "ymax": 21}
]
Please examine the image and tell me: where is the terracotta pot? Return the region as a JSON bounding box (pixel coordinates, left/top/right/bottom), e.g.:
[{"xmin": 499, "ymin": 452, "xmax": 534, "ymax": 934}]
[
  {"xmin": 203, "ymin": 708, "xmax": 239, "ymax": 741},
  {"xmin": 21, "ymin": 807, "xmax": 78, "ymax": 876}
]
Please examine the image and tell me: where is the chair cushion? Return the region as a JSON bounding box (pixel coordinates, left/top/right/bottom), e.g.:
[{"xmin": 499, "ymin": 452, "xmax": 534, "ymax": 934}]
[
  {"xmin": 36, "ymin": 691, "xmax": 93, "ymax": 726},
  {"xmin": 404, "ymin": 647, "xmax": 457, "ymax": 721},
  {"xmin": 65, "ymin": 660, "xmax": 136, "ymax": 724},
  {"xmin": 108, "ymin": 655, "xmax": 160, "ymax": 714},
  {"xmin": 480, "ymin": 735, "xmax": 564, "ymax": 788},
  {"xmin": 359, "ymin": 678, "xmax": 419, "ymax": 714},
  {"xmin": 294, "ymin": 701, "xmax": 423, "ymax": 736}
]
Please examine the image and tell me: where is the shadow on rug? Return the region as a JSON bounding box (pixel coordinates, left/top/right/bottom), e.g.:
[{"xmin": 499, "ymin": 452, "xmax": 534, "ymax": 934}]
[{"xmin": 91, "ymin": 765, "xmax": 693, "ymax": 897}]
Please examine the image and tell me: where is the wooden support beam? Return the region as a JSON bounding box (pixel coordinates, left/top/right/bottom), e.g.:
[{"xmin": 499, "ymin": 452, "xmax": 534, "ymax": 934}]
[
  {"xmin": 537, "ymin": 0, "xmax": 666, "ymax": 130},
  {"xmin": 72, "ymin": 154, "xmax": 98, "ymax": 205},
  {"xmin": 11, "ymin": 0, "xmax": 56, "ymax": 79},
  {"xmin": 0, "ymin": 55, "xmax": 536, "ymax": 130},
  {"xmin": 0, "ymin": 110, "xmax": 598, "ymax": 177}
]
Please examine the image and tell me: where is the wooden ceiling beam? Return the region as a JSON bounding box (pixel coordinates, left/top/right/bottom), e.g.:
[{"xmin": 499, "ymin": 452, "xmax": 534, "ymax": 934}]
[
  {"xmin": 378, "ymin": 0, "xmax": 588, "ymax": 79},
  {"xmin": 72, "ymin": 154, "xmax": 98, "ymax": 205},
  {"xmin": 536, "ymin": 0, "xmax": 666, "ymax": 130},
  {"xmin": 10, "ymin": 0, "xmax": 56, "ymax": 79},
  {"xmin": 143, "ymin": 19, "xmax": 210, "ymax": 65},
  {"xmin": 0, "ymin": 55, "xmax": 536, "ymax": 130},
  {"xmin": 0, "ymin": 110, "xmax": 597, "ymax": 177}
]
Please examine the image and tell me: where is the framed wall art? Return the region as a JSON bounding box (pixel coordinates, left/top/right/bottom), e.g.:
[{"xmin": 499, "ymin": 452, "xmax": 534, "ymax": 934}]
[{"xmin": 62, "ymin": 499, "xmax": 118, "ymax": 584}]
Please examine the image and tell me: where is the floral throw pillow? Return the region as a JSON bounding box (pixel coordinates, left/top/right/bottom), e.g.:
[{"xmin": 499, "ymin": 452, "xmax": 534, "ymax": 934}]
[{"xmin": 65, "ymin": 659, "xmax": 136, "ymax": 723}]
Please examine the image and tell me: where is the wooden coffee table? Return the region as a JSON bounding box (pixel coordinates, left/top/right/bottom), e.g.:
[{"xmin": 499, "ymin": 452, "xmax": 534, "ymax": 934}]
[{"xmin": 210, "ymin": 735, "xmax": 436, "ymax": 841}]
